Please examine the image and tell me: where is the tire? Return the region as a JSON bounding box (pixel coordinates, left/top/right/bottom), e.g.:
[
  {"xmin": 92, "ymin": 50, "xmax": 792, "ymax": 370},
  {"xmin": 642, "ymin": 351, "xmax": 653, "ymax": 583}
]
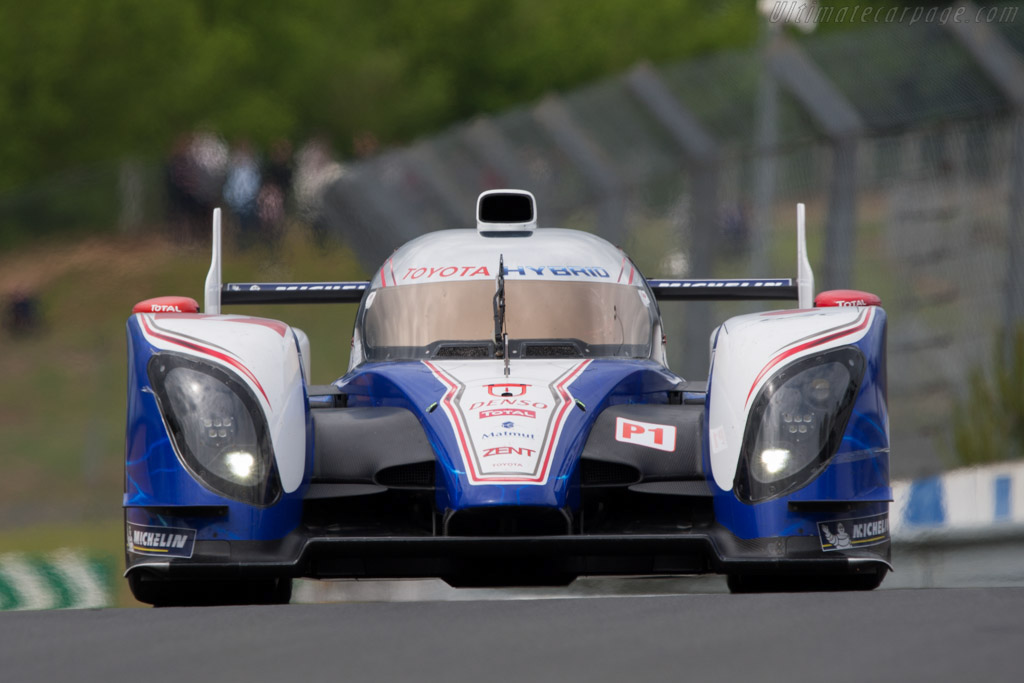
[
  {"xmin": 128, "ymin": 572, "xmax": 293, "ymax": 607},
  {"xmin": 727, "ymin": 568, "xmax": 887, "ymax": 594}
]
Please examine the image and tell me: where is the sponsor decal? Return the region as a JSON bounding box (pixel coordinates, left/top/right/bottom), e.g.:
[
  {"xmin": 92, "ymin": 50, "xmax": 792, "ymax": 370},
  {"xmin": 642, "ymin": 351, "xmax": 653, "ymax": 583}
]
[
  {"xmin": 479, "ymin": 408, "xmax": 537, "ymax": 419},
  {"xmin": 403, "ymin": 266, "xmax": 491, "ymax": 280},
  {"xmin": 470, "ymin": 398, "xmax": 549, "ymax": 411},
  {"xmin": 487, "ymin": 383, "xmax": 530, "ymax": 397},
  {"xmin": 481, "ymin": 430, "xmax": 536, "ymax": 440},
  {"xmin": 126, "ymin": 522, "xmax": 196, "ymax": 558},
  {"xmin": 401, "ymin": 266, "xmax": 612, "ymax": 281},
  {"xmin": 709, "ymin": 425, "xmax": 727, "ymax": 454},
  {"xmin": 615, "ymin": 417, "xmax": 677, "ymax": 452},
  {"xmin": 817, "ymin": 513, "xmax": 889, "ymax": 552},
  {"xmin": 503, "ymin": 266, "xmax": 610, "ymax": 278},
  {"xmin": 423, "ymin": 359, "xmax": 590, "ymax": 485},
  {"xmin": 483, "ymin": 446, "xmax": 536, "ymax": 458}
]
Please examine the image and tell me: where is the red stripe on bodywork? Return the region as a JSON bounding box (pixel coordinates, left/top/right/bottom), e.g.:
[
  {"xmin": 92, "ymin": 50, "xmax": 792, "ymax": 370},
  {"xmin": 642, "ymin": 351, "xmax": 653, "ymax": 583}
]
[
  {"xmin": 744, "ymin": 310, "xmax": 872, "ymax": 408},
  {"xmin": 424, "ymin": 360, "xmax": 590, "ymax": 484},
  {"xmin": 141, "ymin": 316, "xmax": 272, "ymax": 407},
  {"xmin": 423, "ymin": 361, "xmax": 479, "ymax": 481}
]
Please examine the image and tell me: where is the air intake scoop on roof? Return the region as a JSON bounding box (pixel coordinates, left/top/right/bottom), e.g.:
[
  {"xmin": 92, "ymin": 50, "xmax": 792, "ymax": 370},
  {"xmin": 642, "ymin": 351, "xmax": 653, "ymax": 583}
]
[{"xmin": 476, "ymin": 189, "xmax": 537, "ymax": 235}]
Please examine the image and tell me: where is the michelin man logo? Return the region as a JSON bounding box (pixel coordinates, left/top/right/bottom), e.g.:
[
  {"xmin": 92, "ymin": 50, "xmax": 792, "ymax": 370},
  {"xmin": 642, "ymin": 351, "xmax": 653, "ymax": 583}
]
[
  {"xmin": 821, "ymin": 522, "xmax": 852, "ymax": 550},
  {"xmin": 818, "ymin": 513, "xmax": 890, "ymax": 552}
]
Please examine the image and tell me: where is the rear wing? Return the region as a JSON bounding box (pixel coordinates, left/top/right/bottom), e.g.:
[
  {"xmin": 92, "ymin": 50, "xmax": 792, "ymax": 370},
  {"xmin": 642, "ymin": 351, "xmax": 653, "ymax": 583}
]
[{"xmin": 202, "ymin": 204, "xmax": 814, "ymax": 310}]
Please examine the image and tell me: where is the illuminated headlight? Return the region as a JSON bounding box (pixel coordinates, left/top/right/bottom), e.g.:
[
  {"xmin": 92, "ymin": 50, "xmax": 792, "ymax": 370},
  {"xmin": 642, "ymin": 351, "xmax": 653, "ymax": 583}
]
[
  {"xmin": 734, "ymin": 347, "xmax": 865, "ymax": 503},
  {"xmin": 149, "ymin": 354, "xmax": 281, "ymax": 506}
]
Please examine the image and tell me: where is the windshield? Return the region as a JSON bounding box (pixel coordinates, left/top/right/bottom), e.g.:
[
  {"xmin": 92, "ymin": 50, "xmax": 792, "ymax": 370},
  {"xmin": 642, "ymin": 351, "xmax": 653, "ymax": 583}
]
[{"xmin": 360, "ymin": 280, "xmax": 655, "ymax": 361}]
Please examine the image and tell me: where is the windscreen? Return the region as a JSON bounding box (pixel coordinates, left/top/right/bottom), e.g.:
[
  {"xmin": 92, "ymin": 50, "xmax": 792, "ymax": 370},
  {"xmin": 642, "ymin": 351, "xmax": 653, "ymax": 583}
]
[{"xmin": 361, "ymin": 280, "xmax": 655, "ymax": 361}]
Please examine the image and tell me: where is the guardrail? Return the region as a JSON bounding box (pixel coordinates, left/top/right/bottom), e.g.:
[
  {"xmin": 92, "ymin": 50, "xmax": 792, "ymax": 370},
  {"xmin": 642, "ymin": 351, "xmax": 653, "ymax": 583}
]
[{"xmin": 886, "ymin": 461, "xmax": 1024, "ymax": 588}]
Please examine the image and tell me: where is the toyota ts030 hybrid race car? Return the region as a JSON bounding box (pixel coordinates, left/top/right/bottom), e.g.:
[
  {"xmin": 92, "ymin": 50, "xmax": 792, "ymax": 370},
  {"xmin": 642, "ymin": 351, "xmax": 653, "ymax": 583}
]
[{"xmin": 124, "ymin": 190, "xmax": 891, "ymax": 605}]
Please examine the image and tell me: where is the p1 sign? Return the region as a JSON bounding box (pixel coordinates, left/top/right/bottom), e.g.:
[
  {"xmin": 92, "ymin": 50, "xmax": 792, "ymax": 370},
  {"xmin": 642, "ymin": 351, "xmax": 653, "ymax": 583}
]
[{"xmin": 615, "ymin": 417, "xmax": 676, "ymax": 452}]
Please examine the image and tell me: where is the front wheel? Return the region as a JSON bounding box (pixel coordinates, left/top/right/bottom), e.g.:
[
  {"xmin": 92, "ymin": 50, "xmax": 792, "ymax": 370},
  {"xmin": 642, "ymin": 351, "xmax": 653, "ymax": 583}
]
[
  {"xmin": 727, "ymin": 568, "xmax": 887, "ymax": 594},
  {"xmin": 128, "ymin": 572, "xmax": 293, "ymax": 607}
]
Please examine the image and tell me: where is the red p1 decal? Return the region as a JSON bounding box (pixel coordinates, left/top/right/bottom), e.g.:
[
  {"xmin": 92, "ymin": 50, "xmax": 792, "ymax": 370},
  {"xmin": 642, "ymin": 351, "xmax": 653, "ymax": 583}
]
[{"xmin": 615, "ymin": 417, "xmax": 676, "ymax": 452}]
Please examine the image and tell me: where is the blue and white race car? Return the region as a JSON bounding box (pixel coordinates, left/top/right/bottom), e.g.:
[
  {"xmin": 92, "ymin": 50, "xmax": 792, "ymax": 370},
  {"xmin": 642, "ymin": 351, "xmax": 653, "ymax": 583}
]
[{"xmin": 124, "ymin": 190, "xmax": 890, "ymax": 605}]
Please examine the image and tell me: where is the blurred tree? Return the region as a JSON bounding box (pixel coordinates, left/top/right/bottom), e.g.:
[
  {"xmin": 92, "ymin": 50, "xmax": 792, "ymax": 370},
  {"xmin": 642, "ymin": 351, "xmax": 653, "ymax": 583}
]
[{"xmin": 0, "ymin": 0, "xmax": 764, "ymax": 191}]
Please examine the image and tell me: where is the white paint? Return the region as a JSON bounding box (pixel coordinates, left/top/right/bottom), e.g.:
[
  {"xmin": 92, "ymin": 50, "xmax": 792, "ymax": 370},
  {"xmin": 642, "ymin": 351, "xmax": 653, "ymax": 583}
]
[
  {"xmin": 426, "ymin": 359, "xmax": 588, "ymax": 485},
  {"xmin": 138, "ymin": 314, "xmax": 307, "ymax": 493},
  {"xmin": 203, "ymin": 208, "xmax": 222, "ymax": 314},
  {"xmin": 706, "ymin": 307, "xmax": 875, "ymax": 490},
  {"xmin": 796, "ymin": 202, "xmax": 815, "ymax": 310}
]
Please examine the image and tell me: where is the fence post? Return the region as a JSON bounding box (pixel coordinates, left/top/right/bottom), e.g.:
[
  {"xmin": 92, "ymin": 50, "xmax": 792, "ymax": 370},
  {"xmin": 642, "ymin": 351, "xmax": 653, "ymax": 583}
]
[
  {"xmin": 462, "ymin": 117, "xmax": 534, "ymax": 189},
  {"xmin": 405, "ymin": 141, "xmax": 475, "ymax": 228},
  {"xmin": 625, "ymin": 63, "xmax": 721, "ymax": 378},
  {"xmin": 767, "ymin": 36, "xmax": 865, "ymax": 290},
  {"xmin": 533, "ymin": 95, "xmax": 625, "ymax": 243},
  {"xmin": 944, "ymin": 2, "xmax": 1024, "ymax": 335}
]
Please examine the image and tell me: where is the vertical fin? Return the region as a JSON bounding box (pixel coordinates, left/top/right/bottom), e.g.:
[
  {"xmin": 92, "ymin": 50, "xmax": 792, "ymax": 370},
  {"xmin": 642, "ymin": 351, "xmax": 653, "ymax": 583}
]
[
  {"xmin": 796, "ymin": 202, "xmax": 814, "ymax": 309},
  {"xmin": 204, "ymin": 208, "xmax": 222, "ymax": 314}
]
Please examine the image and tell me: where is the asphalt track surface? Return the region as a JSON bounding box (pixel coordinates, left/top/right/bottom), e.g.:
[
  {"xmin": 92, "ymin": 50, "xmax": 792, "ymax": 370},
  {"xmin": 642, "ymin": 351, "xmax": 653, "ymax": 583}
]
[{"xmin": 2, "ymin": 588, "xmax": 1022, "ymax": 682}]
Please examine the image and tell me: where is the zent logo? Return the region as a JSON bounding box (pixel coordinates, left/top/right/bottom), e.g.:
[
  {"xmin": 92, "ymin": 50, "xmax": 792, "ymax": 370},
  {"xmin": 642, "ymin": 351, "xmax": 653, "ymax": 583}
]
[
  {"xmin": 483, "ymin": 446, "xmax": 535, "ymax": 458},
  {"xmin": 615, "ymin": 417, "xmax": 677, "ymax": 452}
]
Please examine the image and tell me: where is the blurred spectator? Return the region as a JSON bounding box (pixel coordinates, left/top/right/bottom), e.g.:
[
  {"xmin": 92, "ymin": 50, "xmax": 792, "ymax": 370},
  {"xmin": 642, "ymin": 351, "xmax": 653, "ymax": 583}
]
[
  {"xmin": 5, "ymin": 289, "xmax": 40, "ymax": 337},
  {"xmin": 164, "ymin": 131, "xmax": 228, "ymax": 242},
  {"xmin": 257, "ymin": 139, "xmax": 294, "ymax": 242},
  {"xmin": 353, "ymin": 130, "xmax": 379, "ymax": 159},
  {"xmin": 223, "ymin": 140, "xmax": 261, "ymax": 246},
  {"xmin": 721, "ymin": 203, "xmax": 750, "ymax": 253},
  {"xmin": 295, "ymin": 137, "xmax": 345, "ymax": 245}
]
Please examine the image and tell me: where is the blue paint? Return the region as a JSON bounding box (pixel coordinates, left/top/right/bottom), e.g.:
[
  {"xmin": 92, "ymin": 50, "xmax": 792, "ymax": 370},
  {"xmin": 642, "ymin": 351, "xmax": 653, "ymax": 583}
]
[
  {"xmin": 995, "ymin": 475, "xmax": 1012, "ymax": 521},
  {"xmin": 905, "ymin": 477, "xmax": 946, "ymax": 526}
]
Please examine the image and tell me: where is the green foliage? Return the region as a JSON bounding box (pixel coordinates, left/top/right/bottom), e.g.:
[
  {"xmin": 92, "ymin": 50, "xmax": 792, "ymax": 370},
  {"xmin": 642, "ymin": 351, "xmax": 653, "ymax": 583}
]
[
  {"xmin": 952, "ymin": 327, "xmax": 1024, "ymax": 465},
  {"xmin": 0, "ymin": 0, "xmax": 759, "ymax": 191}
]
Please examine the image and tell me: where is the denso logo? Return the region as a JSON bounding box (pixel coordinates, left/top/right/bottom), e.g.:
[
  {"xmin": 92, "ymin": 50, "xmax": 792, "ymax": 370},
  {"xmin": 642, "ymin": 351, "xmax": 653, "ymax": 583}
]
[
  {"xmin": 469, "ymin": 399, "xmax": 548, "ymax": 411},
  {"xmin": 482, "ymin": 446, "xmax": 535, "ymax": 458}
]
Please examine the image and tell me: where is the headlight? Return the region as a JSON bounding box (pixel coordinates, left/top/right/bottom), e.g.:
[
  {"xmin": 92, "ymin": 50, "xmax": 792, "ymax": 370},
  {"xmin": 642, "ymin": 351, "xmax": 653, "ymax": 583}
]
[
  {"xmin": 148, "ymin": 354, "xmax": 281, "ymax": 506},
  {"xmin": 734, "ymin": 346, "xmax": 865, "ymax": 503}
]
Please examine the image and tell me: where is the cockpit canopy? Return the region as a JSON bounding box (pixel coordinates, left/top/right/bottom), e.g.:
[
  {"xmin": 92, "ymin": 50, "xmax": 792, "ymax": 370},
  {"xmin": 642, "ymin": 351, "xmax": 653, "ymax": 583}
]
[{"xmin": 360, "ymin": 278, "xmax": 656, "ymax": 361}]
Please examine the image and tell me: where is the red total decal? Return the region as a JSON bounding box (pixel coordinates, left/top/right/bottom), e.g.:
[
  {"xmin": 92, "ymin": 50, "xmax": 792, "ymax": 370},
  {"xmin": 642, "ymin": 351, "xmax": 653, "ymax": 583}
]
[
  {"xmin": 132, "ymin": 296, "xmax": 199, "ymax": 315},
  {"xmin": 479, "ymin": 408, "xmax": 537, "ymax": 419},
  {"xmin": 814, "ymin": 289, "xmax": 881, "ymax": 308}
]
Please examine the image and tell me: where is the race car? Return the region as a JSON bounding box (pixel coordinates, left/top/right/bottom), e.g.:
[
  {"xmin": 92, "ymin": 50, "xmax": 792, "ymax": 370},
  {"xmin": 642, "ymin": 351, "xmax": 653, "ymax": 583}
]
[{"xmin": 124, "ymin": 190, "xmax": 891, "ymax": 605}]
